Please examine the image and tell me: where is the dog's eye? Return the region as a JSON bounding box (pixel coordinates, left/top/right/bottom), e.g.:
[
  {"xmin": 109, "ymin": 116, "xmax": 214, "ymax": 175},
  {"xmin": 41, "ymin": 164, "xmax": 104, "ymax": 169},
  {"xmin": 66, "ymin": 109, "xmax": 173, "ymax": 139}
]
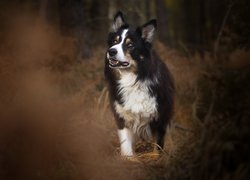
[
  {"xmin": 127, "ymin": 43, "xmax": 134, "ymax": 49},
  {"xmin": 112, "ymin": 40, "xmax": 118, "ymax": 44}
]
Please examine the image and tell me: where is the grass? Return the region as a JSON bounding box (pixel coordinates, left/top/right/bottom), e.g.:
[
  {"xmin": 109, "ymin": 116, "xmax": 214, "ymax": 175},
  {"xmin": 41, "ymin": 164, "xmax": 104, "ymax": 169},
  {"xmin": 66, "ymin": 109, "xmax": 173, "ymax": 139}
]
[{"xmin": 0, "ymin": 18, "xmax": 249, "ymax": 180}]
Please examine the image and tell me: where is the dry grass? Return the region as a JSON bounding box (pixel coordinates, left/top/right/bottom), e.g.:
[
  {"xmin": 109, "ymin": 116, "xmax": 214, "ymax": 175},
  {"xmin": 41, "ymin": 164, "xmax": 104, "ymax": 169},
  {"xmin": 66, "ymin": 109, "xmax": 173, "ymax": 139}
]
[{"xmin": 0, "ymin": 13, "xmax": 249, "ymax": 180}]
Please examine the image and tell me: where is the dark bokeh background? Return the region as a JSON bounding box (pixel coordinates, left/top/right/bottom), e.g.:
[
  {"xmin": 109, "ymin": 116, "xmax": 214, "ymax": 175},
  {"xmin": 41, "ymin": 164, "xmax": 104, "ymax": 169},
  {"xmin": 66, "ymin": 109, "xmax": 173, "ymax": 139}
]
[
  {"xmin": 1, "ymin": 0, "xmax": 249, "ymax": 58},
  {"xmin": 0, "ymin": 0, "xmax": 249, "ymax": 180}
]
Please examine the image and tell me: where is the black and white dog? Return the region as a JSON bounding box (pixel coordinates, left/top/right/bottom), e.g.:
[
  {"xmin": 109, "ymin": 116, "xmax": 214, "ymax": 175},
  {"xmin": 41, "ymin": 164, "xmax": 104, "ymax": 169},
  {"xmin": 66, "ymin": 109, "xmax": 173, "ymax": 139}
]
[{"xmin": 105, "ymin": 12, "xmax": 174, "ymax": 157}]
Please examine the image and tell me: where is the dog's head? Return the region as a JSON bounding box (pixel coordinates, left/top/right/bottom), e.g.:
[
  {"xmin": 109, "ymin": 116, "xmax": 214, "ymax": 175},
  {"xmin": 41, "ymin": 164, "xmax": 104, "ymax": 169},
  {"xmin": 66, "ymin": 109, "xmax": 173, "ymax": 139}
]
[{"xmin": 106, "ymin": 11, "xmax": 157, "ymax": 70}]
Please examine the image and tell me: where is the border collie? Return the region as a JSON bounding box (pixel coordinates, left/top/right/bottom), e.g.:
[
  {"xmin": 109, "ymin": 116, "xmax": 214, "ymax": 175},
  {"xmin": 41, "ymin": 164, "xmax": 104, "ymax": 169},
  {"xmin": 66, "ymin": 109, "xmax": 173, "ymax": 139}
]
[{"xmin": 104, "ymin": 12, "xmax": 175, "ymax": 157}]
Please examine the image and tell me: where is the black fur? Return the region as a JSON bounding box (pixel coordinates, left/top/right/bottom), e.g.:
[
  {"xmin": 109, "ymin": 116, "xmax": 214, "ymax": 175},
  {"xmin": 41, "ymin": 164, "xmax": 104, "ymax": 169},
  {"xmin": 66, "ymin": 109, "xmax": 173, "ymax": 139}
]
[{"xmin": 104, "ymin": 12, "xmax": 175, "ymax": 151}]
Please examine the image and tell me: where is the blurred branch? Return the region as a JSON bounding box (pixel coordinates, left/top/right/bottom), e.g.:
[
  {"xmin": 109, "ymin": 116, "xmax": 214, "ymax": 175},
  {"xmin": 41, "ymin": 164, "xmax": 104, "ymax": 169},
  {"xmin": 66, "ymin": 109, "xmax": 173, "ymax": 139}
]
[
  {"xmin": 213, "ymin": 0, "xmax": 236, "ymax": 59},
  {"xmin": 174, "ymin": 123, "xmax": 195, "ymax": 133},
  {"xmin": 204, "ymin": 89, "xmax": 216, "ymax": 124}
]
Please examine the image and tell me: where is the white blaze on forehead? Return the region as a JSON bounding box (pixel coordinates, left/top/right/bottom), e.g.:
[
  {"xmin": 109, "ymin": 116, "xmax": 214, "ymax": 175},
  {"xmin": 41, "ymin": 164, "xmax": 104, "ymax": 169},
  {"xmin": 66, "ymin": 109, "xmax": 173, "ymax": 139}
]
[{"xmin": 109, "ymin": 29, "xmax": 128, "ymax": 62}]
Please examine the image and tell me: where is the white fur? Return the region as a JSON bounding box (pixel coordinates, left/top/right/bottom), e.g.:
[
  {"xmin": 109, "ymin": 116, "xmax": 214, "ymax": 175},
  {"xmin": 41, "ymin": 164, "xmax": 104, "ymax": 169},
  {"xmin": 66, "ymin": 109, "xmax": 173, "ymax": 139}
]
[
  {"xmin": 108, "ymin": 29, "xmax": 128, "ymax": 63},
  {"xmin": 118, "ymin": 128, "xmax": 134, "ymax": 156},
  {"xmin": 114, "ymin": 72, "xmax": 158, "ymax": 140}
]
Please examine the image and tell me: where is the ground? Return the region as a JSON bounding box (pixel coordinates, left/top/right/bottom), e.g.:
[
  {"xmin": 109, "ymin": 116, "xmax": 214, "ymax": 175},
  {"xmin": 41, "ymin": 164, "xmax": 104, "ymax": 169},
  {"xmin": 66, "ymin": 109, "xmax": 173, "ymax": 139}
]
[{"xmin": 0, "ymin": 19, "xmax": 249, "ymax": 180}]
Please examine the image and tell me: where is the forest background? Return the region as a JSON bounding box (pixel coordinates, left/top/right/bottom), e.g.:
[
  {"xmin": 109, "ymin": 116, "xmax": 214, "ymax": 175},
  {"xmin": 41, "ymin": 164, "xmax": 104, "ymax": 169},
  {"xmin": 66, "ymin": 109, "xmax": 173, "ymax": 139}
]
[{"xmin": 0, "ymin": 0, "xmax": 249, "ymax": 179}]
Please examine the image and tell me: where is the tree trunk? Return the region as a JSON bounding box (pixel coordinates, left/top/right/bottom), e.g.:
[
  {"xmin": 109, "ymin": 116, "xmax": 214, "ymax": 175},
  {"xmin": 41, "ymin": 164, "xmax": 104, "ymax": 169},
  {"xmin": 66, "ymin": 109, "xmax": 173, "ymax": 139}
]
[
  {"xmin": 58, "ymin": 0, "xmax": 91, "ymax": 60},
  {"xmin": 156, "ymin": 0, "xmax": 171, "ymax": 46}
]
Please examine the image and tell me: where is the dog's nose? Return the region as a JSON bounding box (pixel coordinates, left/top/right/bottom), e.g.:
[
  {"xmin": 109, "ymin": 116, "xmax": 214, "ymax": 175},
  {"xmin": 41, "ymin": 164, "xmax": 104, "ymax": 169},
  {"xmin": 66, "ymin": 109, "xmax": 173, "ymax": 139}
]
[{"xmin": 108, "ymin": 48, "xmax": 117, "ymax": 57}]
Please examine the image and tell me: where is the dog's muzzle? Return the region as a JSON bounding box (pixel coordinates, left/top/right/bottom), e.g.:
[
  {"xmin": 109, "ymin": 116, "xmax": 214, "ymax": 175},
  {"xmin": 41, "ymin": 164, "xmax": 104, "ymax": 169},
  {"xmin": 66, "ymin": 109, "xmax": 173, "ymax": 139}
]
[{"xmin": 107, "ymin": 48, "xmax": 130, "ymax": 68}]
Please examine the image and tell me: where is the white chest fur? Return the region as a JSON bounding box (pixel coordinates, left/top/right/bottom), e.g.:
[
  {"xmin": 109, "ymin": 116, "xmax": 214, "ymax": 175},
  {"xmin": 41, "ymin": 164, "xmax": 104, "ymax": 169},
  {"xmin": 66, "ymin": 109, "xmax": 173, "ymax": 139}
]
[{"xmin": 114, "ymin": 72, "xmax": 158, "ymax": 139}]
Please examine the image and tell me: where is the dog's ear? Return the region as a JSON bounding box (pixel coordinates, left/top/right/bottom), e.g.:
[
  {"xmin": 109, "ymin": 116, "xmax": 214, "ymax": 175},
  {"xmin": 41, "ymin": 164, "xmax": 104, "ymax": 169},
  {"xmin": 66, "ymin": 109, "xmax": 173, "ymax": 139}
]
[
  {"xmin": 112, "ymin": 11, "xmax": 125, "ymax": 32},
  {"xmin": 140, "ymin": 19, "xmax": 157, "ymax": 43}
]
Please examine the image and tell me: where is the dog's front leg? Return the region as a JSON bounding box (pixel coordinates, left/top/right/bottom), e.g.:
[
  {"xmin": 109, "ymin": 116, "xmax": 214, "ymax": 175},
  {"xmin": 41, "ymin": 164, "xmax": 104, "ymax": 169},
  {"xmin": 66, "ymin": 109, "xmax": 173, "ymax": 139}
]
[{"xmin": 118, "ymin": 128, "xmax": 134, "ymax": 156}]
